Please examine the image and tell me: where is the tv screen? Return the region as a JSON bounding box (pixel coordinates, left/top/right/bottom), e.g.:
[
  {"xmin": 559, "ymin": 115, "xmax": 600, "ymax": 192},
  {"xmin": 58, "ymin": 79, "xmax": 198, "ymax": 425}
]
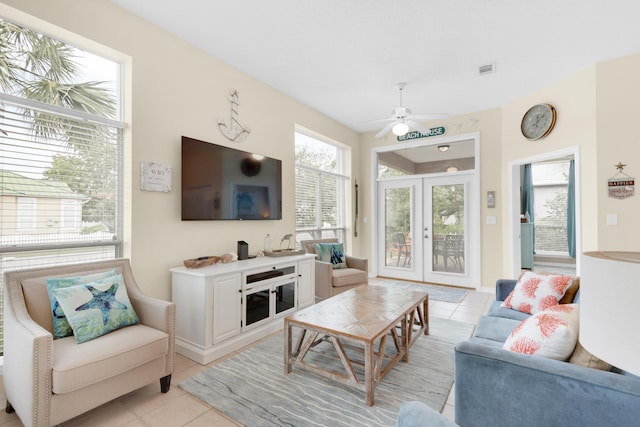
[{"xmin": 181, "ymin": 136, "xmax": 282, "ymax": 220}]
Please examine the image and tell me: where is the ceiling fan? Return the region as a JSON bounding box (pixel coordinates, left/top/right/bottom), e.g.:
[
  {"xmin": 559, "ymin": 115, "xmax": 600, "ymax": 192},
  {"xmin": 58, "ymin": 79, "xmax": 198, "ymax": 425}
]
[{"xmin": 372, "ymin": 83, "xmax": 449, "ymax": 138}]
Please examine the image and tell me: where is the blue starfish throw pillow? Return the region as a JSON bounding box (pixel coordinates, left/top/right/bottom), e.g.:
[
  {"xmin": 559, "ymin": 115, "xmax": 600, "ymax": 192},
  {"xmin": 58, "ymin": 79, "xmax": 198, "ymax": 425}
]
[
  {"xmin": 51, "ymin": 273, "xmax": 139, "ymax": 343},
  {"xmin": 46, "ymin": 269, "xmax": 118, "ymax": 339}
]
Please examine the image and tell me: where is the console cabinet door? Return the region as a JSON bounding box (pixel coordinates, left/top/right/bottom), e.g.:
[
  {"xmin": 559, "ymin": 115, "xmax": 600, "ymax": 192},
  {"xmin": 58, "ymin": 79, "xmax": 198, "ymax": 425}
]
[
  {"xmin": 212, "ymin": 273, "xmax": 242, "ymax": 344},
  {"xmin": 297, "ymin": 258, "xmax": 315, "ymax": 308}
]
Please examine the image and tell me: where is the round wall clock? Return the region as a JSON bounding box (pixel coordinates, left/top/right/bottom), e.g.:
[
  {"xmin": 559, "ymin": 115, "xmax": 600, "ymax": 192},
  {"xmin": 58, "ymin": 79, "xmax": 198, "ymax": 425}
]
[{"xmin": 521, "ymin": 103, "xmax": 557, "ymax": 140}]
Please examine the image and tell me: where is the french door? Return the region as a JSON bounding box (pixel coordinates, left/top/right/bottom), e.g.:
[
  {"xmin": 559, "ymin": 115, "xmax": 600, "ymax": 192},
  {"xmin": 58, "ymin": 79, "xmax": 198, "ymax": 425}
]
[{"xmin": 377, "ymin": 173, "xmax": 478, "ymax": 287}]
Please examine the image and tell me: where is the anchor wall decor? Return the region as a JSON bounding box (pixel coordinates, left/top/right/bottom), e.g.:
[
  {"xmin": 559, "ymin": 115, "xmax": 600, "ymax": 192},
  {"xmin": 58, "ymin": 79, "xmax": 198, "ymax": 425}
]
[{"xmin": 218, "ymin": 89, "xmax": 251, "ymax": 142}]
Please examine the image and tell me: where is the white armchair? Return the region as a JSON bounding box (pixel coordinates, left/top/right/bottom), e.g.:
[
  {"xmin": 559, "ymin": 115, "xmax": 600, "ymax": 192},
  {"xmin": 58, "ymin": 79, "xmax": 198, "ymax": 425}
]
[
  {"xmin": 300, "ymin": 238, "xmax": 368, "ymax": 299},
  {"xmin": 3, "ymin": 258, "xmax": 175, "ymax": 427}
]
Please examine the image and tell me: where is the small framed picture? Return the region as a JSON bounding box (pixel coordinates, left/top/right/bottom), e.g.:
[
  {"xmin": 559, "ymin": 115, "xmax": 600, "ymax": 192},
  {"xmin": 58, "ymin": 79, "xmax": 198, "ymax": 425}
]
[
  {"xmin": 141, "ymin": 161, "xmax": 172, "ymax": 192},
  {"xmin": 487, "ymin": 191, "xmax": 496, "ymax": 208}
]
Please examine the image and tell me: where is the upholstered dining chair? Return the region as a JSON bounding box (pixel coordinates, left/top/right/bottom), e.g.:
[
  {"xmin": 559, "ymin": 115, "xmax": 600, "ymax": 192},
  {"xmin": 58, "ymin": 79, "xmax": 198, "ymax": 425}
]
[{"xmin": 300, "ymin": 238, "xmax": 368, "ymax": 299}]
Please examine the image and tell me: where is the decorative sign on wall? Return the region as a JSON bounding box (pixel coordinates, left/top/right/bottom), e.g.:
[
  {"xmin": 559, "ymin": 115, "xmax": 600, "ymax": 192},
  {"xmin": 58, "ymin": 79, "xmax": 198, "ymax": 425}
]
[
  {"xmin": 218, "ymin": 89, "xmax": 251, "ymax": 142},
  {"xmin": 608, "ymin": 162, "xmax": 634, "ymax": 199},
  {"xmin": 396, "ymin": 126, "xmax": 446, "ymax": 141},
  {"xmin": 141, "ymin": 162, "xmax": 172, "ymax": 192}
]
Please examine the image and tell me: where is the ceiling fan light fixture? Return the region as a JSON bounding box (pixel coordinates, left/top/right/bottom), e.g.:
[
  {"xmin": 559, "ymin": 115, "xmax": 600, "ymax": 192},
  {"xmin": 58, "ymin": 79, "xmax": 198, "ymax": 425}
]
[
  {"xmin": 438, "ymin": 144, "xmax": 450, "ymax": 152},
  {"xmin": 392, "ymin": 121, "xmax": 409, "ymax": 136}
]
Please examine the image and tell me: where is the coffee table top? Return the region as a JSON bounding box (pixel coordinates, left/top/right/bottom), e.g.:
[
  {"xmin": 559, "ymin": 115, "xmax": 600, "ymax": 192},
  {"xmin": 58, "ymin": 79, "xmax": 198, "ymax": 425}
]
[{"xmin": 285, "ymin": 284, "xmax": 428, "ymax": 341}]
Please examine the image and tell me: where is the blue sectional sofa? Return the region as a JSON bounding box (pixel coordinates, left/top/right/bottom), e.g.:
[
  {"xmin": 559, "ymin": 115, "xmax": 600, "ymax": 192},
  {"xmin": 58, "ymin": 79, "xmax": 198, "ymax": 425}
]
[{"xmin": 453, "ymin": 279, "xmax": 640, "ymax": 427}]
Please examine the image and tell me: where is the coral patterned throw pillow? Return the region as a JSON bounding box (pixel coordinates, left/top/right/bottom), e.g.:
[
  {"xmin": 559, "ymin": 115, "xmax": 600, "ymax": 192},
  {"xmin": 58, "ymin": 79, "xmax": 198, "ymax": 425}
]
[
  {"xmin": 501, "ymin": 271, "xmax": 577, "ymax": 314},
  {"xmin": 503, "ymin": 304, "xmax": 579, "ymax": 360}
]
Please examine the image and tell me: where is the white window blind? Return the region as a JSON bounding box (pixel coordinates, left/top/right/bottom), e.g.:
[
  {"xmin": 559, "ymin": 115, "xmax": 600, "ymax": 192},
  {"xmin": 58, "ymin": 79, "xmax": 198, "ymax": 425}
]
[
  {"xmin": 294, "ymin": 131, "xmax": 347, "ymax": 246},
  {"xmin": 16, "ymin": 197, "xmax": 36, "ymax": 231},
  {"xmin": 0, "ymin": 96, "xmax": 124, "ymax": 355}
]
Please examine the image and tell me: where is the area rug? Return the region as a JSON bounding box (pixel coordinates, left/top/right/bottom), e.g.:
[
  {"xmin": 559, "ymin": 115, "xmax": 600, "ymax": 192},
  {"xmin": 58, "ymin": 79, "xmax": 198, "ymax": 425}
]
[
  {"xmin": 373, "ymin": 280, "xmax": 469, "ymax": 303},
  {"xmin": 179, "ymin": 317, "xmax": 475, "ymax": 427}
]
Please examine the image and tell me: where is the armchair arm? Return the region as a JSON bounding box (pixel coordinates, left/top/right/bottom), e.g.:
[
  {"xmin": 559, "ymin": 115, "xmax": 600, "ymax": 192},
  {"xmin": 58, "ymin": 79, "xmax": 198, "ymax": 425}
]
[
  {"xmin": 4, "ymin": 282, "xmax": 53, "ymax": 427},
  {"xmin": 128, "ymin": 293, "xmax": 175, "ymax": 335},
  {"xmin": 454, "ymin": 340, "xmax": 640, "ymax": 427},
  {"xmin": 495, "ymin": 279, "xmax": 517, "ymax": 301},
  {"xmin": 127, "ymin": 292, "xmax": 176, "ymax": 376},
  {"xmin": 314, "ymin": 260, "xmax": 333, "ymax": 299},
  {"xmin": 346, "ymin": 255, "xmax": 368, "ymax": 275}
]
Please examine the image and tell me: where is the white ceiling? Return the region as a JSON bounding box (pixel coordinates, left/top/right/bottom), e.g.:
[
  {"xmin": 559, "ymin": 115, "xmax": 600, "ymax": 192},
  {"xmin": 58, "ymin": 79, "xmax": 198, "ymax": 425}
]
[{"xmin": 110, "ymin": 0, "xmax": 640, "ymax": 134}]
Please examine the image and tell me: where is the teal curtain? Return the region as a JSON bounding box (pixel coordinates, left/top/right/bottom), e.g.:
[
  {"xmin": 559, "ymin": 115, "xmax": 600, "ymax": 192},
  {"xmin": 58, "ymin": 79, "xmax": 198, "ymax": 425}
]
[
  {"xmin": 567, "ymin": 160, "xmax": 576, "ymax": 258},
  {"xmin": 522, "ymin": 164, "xmax": 535, "ymax": 253}
]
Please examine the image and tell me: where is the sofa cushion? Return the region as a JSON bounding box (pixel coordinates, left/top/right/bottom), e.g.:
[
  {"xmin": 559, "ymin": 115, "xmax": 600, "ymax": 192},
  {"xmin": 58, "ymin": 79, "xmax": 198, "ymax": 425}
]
[
  {"xmin": 332, "ymin": 268, "xmax": 367, "ymax": 287},
  {"xmin": 474, "ymin": 315, "xmax": 522, "ymax": 344},
  {"xmin": 467, "ymin": 336, "xmax": 505, "ymax": 349},
  {"xmin": 314, "ymin": 243, "xmax": 347, "ymax": 269},
  {"xmin": 46, "ymin": 269, "xmax": 119, "ymax": 339},
  {"xmin": 503, "ymin": 304, "xmax": 579, "ymax": 361},
  {"xmin": 52, "ymin": 324, "xmax": 168, "ymax": 394},
  {"xmin": 51, "ymin": 274, "xmax": 139, "ymax": 343},
  {"xmin": 501, "ymin": 271, "xmax": 577, "ymax": 314},
  {"xmin": 486, "ymin": 300, "xmax": 531, "ymax": 321}
]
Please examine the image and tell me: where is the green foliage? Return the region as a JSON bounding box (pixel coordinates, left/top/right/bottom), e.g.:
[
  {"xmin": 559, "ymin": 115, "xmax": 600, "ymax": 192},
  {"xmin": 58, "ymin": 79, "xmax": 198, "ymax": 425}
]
[
  {"xmin": 540, "ymin": 190, "xmax": 568, "ymax": 225},
  {"xmin": 432, "ymin": 184, "xmax": 464, "ymax": 235},
  {"xmin": 1, "ymin": 19, "xmax": 118, "ymax": 231}
]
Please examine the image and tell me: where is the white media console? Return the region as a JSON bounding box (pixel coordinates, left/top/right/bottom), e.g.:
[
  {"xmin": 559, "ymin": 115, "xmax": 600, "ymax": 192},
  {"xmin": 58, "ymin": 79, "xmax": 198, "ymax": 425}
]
[{"xmin": 170, "ymin": 253, "xmax": 315, "ymax": 364}]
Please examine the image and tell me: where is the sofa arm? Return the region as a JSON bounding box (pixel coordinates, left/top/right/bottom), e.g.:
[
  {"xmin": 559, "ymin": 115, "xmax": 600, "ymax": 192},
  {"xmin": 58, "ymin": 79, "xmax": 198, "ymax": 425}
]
[
  {"xmin": 397, "ymin": 401, "xmax": 458, "ymax": 427},
  {"xmin": 346, "ymin": 255, "xmax": 368, "ymax": 275},
  {"xmin": 495, "ymin": 279, "xmax": 517, "ymax": 301},
  {"xmin": 454, "ymin": 340, "xmax": 640, "ymax": 427}
]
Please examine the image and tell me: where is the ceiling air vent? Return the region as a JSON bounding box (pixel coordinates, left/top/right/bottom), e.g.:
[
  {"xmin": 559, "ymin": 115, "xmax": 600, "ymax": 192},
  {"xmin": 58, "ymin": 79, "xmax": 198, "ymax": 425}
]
[{"xmin": 478, "ymin": 63, "xmax": 495, "ymax": 76}]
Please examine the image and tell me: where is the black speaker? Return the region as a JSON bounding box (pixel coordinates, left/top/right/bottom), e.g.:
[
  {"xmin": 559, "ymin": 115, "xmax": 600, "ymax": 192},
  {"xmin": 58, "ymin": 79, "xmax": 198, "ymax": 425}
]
[{"xmin": 237, "ymin": 241, "xmax": 248, "ymax": 260}]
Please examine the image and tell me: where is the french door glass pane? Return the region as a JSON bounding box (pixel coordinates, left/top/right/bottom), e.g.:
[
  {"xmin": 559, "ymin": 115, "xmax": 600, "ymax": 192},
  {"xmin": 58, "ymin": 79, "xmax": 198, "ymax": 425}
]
[
  {"xmin": 432, "ymin": 184, "xmax": 465, "ymax": 274},
  {"xmin": 384, "ymin": 187, "xmax": 412, "ymax": 268}
]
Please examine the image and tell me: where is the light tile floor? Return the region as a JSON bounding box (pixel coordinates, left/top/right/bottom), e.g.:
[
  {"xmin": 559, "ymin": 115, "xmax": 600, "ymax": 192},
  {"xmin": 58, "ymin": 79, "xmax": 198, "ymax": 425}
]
[{"xmin": 0, "ymin": 282, "xmax": 494, "ymax": 427}]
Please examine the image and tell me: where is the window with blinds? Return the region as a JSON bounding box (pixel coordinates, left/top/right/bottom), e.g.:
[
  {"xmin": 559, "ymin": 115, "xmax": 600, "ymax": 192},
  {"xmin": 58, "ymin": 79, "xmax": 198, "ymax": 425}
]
[
  {"xmin": 0, "ymin": 18, "xmax": 123, "ymax": 355},
  {"xmin": 294, "ymin": 131, "xmax": 348, "ymax": 246}
]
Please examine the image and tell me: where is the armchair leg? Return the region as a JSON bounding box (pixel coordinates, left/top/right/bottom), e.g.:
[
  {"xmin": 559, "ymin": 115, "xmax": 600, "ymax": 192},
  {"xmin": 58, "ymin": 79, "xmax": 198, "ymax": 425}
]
[
  {"xmin": 160, "ymin": 374, "xmax": 172, "ymax": 393},
  {"xmin": 5, "ymin": 401, "xmax": 14, "ymax": 413}
]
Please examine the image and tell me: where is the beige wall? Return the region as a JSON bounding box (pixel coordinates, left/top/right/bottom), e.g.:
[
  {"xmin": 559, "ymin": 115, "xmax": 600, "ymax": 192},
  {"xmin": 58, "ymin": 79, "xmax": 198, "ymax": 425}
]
[
  {"xmin": 357, "ymin": 109, "xmax": 503, "ymax": 288},
  {"xmin": 2, "ymin": 0, "xmax": 361, "ymax": 300},
  {"xmin": 3, "ymin": 1, "xmax": 640, "ymax": 298},
  {"xmin": 595, "ymin": 54, "xmax": 640, "ymax": 250},
  {"xmin": 500, "ymin": 66, "xmax": 598, "ymax": 280}
]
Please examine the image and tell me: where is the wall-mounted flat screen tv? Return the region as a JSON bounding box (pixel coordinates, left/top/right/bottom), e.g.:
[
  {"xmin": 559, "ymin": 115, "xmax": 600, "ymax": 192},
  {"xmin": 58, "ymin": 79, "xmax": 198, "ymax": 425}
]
[{"xmin": 181, "ymin": 136, "xmax": 282, "ymax": 220}]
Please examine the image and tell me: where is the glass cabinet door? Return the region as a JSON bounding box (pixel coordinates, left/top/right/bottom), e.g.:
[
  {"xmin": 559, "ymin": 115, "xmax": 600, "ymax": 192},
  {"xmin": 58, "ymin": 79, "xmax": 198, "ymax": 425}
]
[
  {"xmin": 274, "ymin": 280, "xmax": 296, "ymax": 316},
  {"xmin": 244, "ymin": 285, "xmax": 271, "ymax": 327}
]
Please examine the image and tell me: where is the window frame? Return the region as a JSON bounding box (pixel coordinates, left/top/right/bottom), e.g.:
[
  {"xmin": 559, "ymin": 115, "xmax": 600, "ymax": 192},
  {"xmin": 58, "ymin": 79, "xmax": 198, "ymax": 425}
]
[
  {"xmin": 0, "ymin": 13, "xmax": 128, "ymax": 359},
  {"xmin": 294, "ymin": 130, "xmax": 350, "ymax": 247}
]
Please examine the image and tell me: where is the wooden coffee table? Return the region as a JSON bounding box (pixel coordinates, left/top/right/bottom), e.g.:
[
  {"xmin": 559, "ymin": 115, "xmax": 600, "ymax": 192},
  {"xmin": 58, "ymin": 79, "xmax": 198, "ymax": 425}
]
[{"xmin": 284, "ymin": 284, "xmax": 428, "ymax": 406}]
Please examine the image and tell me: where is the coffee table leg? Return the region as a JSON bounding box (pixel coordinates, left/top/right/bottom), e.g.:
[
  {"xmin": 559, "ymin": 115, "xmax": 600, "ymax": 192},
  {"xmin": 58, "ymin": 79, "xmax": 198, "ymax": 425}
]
[
  {"xmin": 365, "ymin": 341, "xmax": 374, "ymax": 406},
  {"xmin": 424, "ymin": 296, "xmax": 429, "ymax": 335},
  {"xmin": 284, "ymin": 320, "xmax": 292, "ymax": 374},
  {"xmin": 401, "ymin": 314, "xmax": 409, "ymax": 362}
]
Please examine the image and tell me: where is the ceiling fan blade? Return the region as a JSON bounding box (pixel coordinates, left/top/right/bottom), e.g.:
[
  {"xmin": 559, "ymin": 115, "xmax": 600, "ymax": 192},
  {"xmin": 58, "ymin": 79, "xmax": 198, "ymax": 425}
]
[
  {"xmin": 410, "ymin": 113, "xmax": 450, "ymax": 120},
  {"xmin": 375, "ymin": 121, "xmax": 396, "ymax": 138},
  {"xmin": 406, "ymin": 120, "xmax": 433, "ymax": 135}
]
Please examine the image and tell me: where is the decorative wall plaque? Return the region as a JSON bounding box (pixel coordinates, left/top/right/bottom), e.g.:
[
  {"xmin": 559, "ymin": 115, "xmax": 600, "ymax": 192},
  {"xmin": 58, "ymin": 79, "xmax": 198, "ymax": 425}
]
[
  {"xmin": 608, "ymin": 162, "xmax": 634, "ymax": 199},
  {"xmin": 218, "ymin": 89, "xmax": 251, "ymax": 142},
  {"xmin": 140, "ymin": 162, "xmax": 172, "ymax": 192}
]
